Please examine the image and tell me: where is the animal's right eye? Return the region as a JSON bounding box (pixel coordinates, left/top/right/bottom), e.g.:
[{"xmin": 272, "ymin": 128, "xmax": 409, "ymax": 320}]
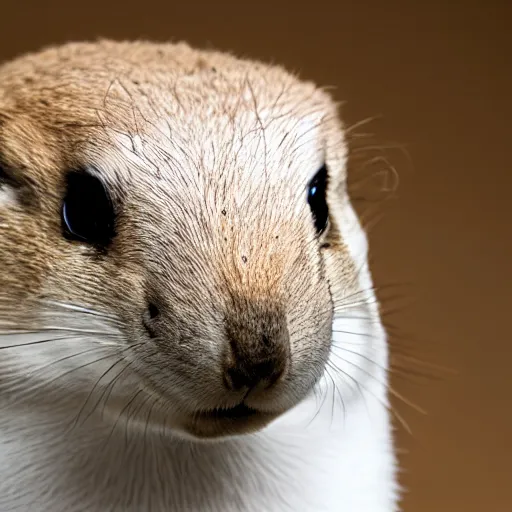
[{"xmin": 61, "ymin": 169, "xmax": 116, "ymax": 247}]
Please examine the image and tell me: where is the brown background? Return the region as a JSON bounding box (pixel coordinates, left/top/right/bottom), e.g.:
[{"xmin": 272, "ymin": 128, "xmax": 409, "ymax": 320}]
[{"xmin": 1, "ymin": 1, "xmax": 510, "ymax": 510}]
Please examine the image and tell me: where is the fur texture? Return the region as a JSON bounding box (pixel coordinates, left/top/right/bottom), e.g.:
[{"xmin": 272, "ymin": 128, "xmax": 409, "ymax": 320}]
[{"xmin": 0, "ymin": 40, "xmax": 399, "ymax": 511}]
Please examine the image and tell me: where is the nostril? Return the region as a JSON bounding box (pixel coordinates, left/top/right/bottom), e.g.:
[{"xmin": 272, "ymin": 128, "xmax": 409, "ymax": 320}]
[
  {"xmin": 224, "ymin": 367, "xmax": 249, "ymax": 391},
  {"xmin": 263, "ymin": 362, "xmax": 286, "ymax": 389},
  {"xmin": 224, "ymin": 360, "xmax": 286, "ymax": 392},
  {"xmin": 143, "ymin": 303, "xmax": 160, "ymax": 338},
  {"xmin": 224, "ymin": 308, "xmax": 290, "ymax": 392}
]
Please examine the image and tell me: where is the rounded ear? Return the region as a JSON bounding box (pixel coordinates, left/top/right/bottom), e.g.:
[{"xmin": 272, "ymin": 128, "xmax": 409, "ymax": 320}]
[
  {"xmin": 0, "ymin": 152, "xmax": 37, "ymax": 209},
  {"xmin": 0, "ymin": 155, "xmax": 17, "ymax": 207}
]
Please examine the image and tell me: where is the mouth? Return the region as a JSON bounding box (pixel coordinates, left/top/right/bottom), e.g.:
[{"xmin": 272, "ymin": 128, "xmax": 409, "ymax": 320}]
[
  {"xmin": 184, "ymin": 403, "xmax": 278, "ymax": 439},
  {"xmin": 204, "ymin": 403, "xmax": 258, "ymax": 420}
]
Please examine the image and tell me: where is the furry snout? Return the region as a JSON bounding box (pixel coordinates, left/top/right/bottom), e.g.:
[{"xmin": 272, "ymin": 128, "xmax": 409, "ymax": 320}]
[{"xmin": 223, "ymin": 301, "xmax": 290, "ymax": 392}]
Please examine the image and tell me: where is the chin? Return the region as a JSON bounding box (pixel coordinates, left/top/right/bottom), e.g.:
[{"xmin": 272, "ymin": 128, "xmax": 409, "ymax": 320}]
[
  {"xmin": 129, "ymin": 371, "xmax": 316, "ymax": 442},
  {"xmin": 177, "ymin": 405, "xmax": 281, "ymax": 441}
]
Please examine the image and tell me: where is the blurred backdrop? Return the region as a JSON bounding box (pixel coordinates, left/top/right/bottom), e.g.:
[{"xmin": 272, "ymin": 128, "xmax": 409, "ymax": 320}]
[{"xmin": 1, "ymin": 1, "xmax": 510, "ymax": 510}]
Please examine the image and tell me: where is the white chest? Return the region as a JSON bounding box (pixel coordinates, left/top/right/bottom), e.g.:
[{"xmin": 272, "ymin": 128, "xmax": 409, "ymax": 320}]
[{"xmin": 0, "ymin": 383, "xmax": 398, "ymax": 512}]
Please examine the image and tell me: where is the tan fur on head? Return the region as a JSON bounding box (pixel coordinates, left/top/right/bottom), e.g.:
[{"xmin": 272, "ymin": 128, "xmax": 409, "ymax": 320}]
[{"xmin": 0, "ymin": 40, "xmax": 358, "ymax": 439}]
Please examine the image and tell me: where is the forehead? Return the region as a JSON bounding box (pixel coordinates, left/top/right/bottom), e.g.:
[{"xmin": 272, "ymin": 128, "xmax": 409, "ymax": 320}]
[
  {"xmin": 84, "ymin": 103, "xmax": 325, "ymax": 237},
  {"xmin": 0, "ymin": 42, "xmax": 341, "ymax": 197},
  {"xmin": 93, "ymin": 87, "xmax": 326, "ymax": 190},
  {"xmin": 78, "ymin": 80, "xmax": 332, "ymax": 210}
]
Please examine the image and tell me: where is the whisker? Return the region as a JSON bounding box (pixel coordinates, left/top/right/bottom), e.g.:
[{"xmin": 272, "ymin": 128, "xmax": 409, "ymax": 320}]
[
  {"xmin": 334, "ymin": 313, "xmax": 378, "ymax": 323},
  {"xmin": 98, "ymin": 362, "xmax": 134, "ymax": 421},
  {"xmin": 329, "ymin": 351, "xmax": 426, "ymax": 416},
  {"xmin": 145, "ymin": 394, "xmax": 161, "ymax": 445},
  {"xmin": 327, "ymin": 360, "xmax": 372, "ymax": 428},
  {"xmin": 76, "ymin": 344, "xmax": 145, "ymax": 428},
  {"xmin": 307, "ymin": 374, "xmax": 330, "ymax": 428},
  {"xmin": 0, "ymin": 335, "xmax": 73, "ymax": 350},
  {"xmin": 333, "ymin": 339, "xmax": 435, "ymax": 385},
  {"xmin": 34, "ymin": 326, "xmax": 122, "ymax": 337},
  {"xmin": 332, "ymin": 344, "xmax": 389, "ymax": 370},
  {"xmin": 40, "ymin": 300, "xmax": 121, "ymax": 322},
  {"xmin": 332, "ymin": 329, "xmax": 377, "ymax": 340},
  {"xmin": 325, "ymin": 362, "xmax": 346, "ymax": 427},
  {"xmin": 344, "ymin": 116, "xmax": 382, "ymax": 135},
  {"xmin": 44, "ymin": 351, "xmax": 125, "ymax": 390},
  {"xmin": 122, "ymin": 390, "xmax": 145, "ymax": 446},
  {"xmin": 327, "ymin": 358, "xmax": 413, "ymax": 436},
  {"xmin": 325, "ymin": 365, "xmax": 336, "ymax": 428},
  {"xmin": 103, "ymin": 389, "xmax": 144, "ymax": 450},
  {"xmin": 391, "ymin": 353, "xmax": 454, "ymax": 377},
  {"xmin": 73, "ymin": 357, "xmax": 128, "ymax": 429},
  {"xmin": 29, "ymin": 346, "xmax": 110, "ymax": 376},
  {"xmin": 0, "ymin": 327, "xmax": 123, "ymax": 342},
  {"xmin": 126, "ymin": 391, "xmax": 153, "ymax": 445}
]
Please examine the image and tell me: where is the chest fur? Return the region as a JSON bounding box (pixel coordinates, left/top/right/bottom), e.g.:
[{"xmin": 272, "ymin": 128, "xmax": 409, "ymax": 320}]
[{"xmin": 0, "ymin": 391, "xmax": 397, "ymax": 512}]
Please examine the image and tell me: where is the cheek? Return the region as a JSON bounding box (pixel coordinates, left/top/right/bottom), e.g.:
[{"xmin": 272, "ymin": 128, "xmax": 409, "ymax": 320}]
[
  {"xmin": 322, "ymin": 242, "xmax": 360, "ymax": 305},
  {"xmin": 42, "ymin": 252, "xmax": 146, "ymax": 320},
  {"xmin": 0, "ymin": 214, "xmax": 51, "ymax": 301},
  {"xmin": 287, "ymin": 280, "xmax": 333, "ymax": 364}
]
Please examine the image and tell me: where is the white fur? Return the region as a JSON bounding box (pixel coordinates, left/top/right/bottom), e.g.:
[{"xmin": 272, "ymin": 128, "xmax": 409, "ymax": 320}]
[{"xmin": 0, "ymin": 199, "xmax": 398, "ymax": 511}]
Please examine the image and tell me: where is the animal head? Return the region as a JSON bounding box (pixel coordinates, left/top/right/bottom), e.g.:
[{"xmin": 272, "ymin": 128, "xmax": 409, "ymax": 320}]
[{"xmin": 0, "ymin": 40, "xmax": 376, "ymax": 440}]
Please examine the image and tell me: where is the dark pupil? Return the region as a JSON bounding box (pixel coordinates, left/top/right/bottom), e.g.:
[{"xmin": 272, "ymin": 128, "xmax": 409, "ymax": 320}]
[
  {"xmin": 307, "ymin": 164, "xmax": 329, "ymax": 234},
  {"xmin": 62, "ymin": 170, "xmax": 116, "ymax": 247}
]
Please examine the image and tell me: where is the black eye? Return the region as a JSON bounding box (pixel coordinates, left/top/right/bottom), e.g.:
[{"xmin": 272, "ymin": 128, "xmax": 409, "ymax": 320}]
[
  {"xmin": 307, "ymin": 163, "xmax": 329, "ymax": 234},
  {"xmin": 61, "ymin": 169, "xmax": 116, "ymax": 247}
]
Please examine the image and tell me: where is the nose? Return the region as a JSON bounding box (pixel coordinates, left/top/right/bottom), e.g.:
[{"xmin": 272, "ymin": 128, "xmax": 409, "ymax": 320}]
[
  {"xmin": 224, "ymin": 351, "xmax": 287, "ymax": 391},
  {"xmin": 223, "ymin": 319, "xmax": 290, "ymax": 392}
]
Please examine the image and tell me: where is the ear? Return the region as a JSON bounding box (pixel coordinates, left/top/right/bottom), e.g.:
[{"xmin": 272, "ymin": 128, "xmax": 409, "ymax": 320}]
[
  {"xmin": 0, "ymin": 116, "xmax": 12, "ymax": 206},
  {"xmin": 0, "ymin": 116, "xmax": 13, "ymax": 205},
  {"xmin": 0, "ymin": 112, "xmax": 40, "ymax": 209},
  {"xmin": 0, "ymin": 150, "xmax": 38, "ymax": 210},
  {"xmin": 0, "ymin": 156, "xmax": 18, "ymax": 208}
]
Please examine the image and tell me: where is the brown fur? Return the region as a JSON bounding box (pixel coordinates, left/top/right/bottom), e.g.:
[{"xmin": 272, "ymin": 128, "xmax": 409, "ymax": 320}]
[{"xmin": 0, "ymin": 40, "xmax": 357, "ymax": 438}]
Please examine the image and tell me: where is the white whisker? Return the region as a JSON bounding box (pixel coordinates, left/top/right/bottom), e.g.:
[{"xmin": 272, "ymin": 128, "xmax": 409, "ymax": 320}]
[{"xmin": 40, "ymin": 299, "xmax": 121, "ymax": 322}]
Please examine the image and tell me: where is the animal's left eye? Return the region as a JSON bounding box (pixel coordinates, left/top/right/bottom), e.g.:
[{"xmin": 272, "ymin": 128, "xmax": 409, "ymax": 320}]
[{"xmin": 307, "ymin": 164, "xmax": 329, "ymax": 234}]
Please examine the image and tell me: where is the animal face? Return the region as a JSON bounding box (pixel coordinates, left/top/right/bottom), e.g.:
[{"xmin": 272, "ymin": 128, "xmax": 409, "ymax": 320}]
[{"xmin": 0, "ymin": 41, "xmax": 372, "ymax": 440}]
